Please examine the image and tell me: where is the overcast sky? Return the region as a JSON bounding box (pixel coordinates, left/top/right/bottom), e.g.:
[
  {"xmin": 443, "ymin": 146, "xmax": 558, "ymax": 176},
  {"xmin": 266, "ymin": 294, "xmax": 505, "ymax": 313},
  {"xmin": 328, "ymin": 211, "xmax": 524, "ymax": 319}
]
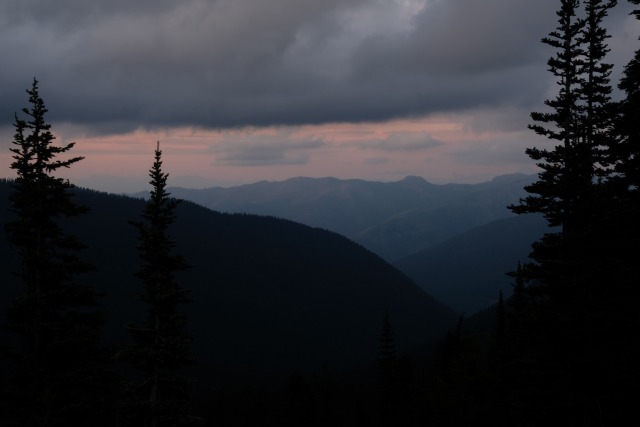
[{"xmin": 1, "ymin": 0, "xmax": 638, "ymax": 192}]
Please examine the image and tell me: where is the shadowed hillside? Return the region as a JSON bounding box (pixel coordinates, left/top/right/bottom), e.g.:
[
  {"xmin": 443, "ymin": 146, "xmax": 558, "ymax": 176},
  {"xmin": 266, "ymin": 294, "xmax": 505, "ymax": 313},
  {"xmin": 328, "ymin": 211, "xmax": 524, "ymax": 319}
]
[
  {"xmin": 0, "ymin": 179, "xmax": 457, "ymax": 386},
  {"xmin": 394, "ymin": 214, "xmax": 549, "ymax": 314}
]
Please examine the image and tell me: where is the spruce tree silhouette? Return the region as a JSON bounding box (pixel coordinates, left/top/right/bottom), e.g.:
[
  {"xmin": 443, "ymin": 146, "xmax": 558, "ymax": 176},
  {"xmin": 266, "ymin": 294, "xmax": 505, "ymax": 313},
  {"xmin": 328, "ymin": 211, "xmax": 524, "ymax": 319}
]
[
  {"xmin": 506, "ymin": 1, "xmax": 624, "ymax": 423},
  {"xmin": 611, "ymin": 0, "xmax": 640, "ymax": 280},
  {"xmin": 2, "ymin": 79, "xmax": 105, "ymax": 426},
  {"xmin": 616, "ymin": 1, "xmax": 640, "ymax": 196},
  {"xmin": 510, "ymin": 0, "xmax": 611, "ymax": 283},
  {"xmin": 120, "ymin": 141, "xmax": 197, "ymax": 427},
  {"xmin": 377, "ymin": 309, "xmax": 397, "ymax": 427},
  {"xmin": 601, "ymin": 0, "xmax": 640, "ymax": 417}
]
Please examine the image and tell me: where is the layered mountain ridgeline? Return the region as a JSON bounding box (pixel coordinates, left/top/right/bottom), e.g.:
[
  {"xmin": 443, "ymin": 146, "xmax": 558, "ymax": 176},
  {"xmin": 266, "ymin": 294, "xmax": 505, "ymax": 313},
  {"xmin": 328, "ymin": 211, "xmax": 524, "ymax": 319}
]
[
  {"xmin": 147, "ymin": 173, "xmax": 536, "ymax": 261},
  {"xmin": 394, "ymin": 214, "xmax": 550, "ymax": 314},
  {"xmin": 0, "ymin": 179, "xmax": 457, "ymax": 385}
]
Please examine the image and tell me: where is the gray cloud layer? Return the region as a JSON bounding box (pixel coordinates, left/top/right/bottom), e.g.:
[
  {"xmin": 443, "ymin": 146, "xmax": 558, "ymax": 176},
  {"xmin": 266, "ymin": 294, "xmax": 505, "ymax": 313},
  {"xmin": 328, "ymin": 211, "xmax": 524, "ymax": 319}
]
[
  {"xmin": 207, "ymin": 129, "xmax": 325, "ymax": 166},
  {"xmin": 0, "ymin": 0, "xmax": 635, "ymax": 133}
]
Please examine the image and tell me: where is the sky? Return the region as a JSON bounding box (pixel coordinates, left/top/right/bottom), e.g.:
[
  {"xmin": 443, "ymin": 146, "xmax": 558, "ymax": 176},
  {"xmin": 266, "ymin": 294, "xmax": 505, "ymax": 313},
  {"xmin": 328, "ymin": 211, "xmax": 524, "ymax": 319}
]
[{"xmin": 0, "ymin": 0, "xmax": 638, "ymax": 193}]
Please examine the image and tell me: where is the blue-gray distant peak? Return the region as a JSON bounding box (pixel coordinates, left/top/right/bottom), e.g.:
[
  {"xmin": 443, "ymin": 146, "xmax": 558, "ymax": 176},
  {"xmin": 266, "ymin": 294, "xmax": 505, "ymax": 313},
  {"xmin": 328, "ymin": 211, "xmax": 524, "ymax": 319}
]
[{"xmin": 161, "ymin": 173, "xmax": 536, "ymax": 260}]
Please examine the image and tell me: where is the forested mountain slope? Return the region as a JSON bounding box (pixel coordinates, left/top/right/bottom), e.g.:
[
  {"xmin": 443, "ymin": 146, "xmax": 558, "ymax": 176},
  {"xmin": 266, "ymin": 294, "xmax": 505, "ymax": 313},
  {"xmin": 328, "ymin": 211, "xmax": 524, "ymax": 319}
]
[
  {"xmin": 0, "ymin": 180, "xmax": 457, "ymax": 384},
  {"xmin": 394, "ymin": 214, "xmax": 549, "ymax": 314}
]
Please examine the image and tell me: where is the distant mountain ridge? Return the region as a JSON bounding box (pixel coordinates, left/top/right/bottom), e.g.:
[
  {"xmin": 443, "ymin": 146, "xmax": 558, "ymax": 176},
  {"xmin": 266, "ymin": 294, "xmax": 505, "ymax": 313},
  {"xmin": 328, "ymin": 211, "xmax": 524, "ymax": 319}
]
[{"xmin": 141, "ymin": 173, "xmax": 537, "ymax": 261}]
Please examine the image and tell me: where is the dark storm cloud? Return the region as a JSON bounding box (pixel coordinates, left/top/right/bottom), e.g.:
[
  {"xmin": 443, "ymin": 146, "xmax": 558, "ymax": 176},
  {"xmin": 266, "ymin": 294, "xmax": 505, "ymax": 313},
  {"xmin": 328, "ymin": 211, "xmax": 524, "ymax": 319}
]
[
  {"xmin": 0, "ymin": 0, "xmax": 635, "ymax": 133},
  {"xmin": 402, "ymin": 0, "xmax": 556, "ymax": 74}
]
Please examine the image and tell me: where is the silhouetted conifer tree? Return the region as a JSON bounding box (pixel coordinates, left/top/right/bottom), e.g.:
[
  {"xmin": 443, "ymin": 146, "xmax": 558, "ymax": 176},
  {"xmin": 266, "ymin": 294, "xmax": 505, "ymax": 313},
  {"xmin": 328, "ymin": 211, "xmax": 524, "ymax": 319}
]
[
  {"xmin": 512, "ymin": 0, "xmax": 615, "ymax": 287},
  {"xmin": 121, "ymin": 142, "xmax": 196, "ymax": 426},
  {"xmin": 506, "ymin": 263, "xmax": 528, "ymax": 340},
  {"xmin": 493, "ymin": 291, "xmax": 507, "ymax": 362},
  {"xmin": 2, "ymin": 79, "xmax": 106, "ymax": 426},
  {"xmin": 376, "ymin": 309, "xmax": 398, "ymax": 427},
  {"xmin": 616, "ymin": 1, "xmax": 640, "ymax": 192},
  {"xmin": 378, "ymin": 310, "xmax": 396, "ymax": 387},
  {"xmin": 600, "ymin": 0, "xmax": 640, "ymax": 416},
  {"xmin": 611, "ymin": 0, "xmax": 640, "ymax": 270},
  {"xmin": 507, "ymin": 1, "xmax": 624, "ymax": 423}
]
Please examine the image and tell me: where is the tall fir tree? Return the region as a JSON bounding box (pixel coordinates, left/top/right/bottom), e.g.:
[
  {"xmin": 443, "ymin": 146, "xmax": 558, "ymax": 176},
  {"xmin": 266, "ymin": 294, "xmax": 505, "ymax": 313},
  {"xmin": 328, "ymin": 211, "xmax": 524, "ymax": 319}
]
[
  {"xmin": 512, "ymin": 0, "xmax": 614, "ymax": 280},
  {"xmin": 2, "ymin": 79, "xmax": 105, "ymax": 426},
  {"xmin": 376, "ymin": 309, "xmax": 397, "ymax": 427},
  {"xmin": 574, "ymin": 0, "xmax": 618, "ymax": 266},
  {"xmin": 377, "ymin": 310, "xmax": 396, "ymax": 391},
  {"xmin": 121, "ymin": 142, "xmax": 196, "ymax": 427},
  {"xmin": 507, "ymin": 0, "xmax": 626, "ymax": 423},
  {"xmin": 580, "ymin": 0, "xmax": 617, "ymax": 165},
  {"xmin": 612, "ymin": 0, "xmax": 640, "ymax": 264},
  {"xmin": 510, "ymin": 0, "xmax": 618, "ymax": 325},
  {"xmin": 616, "ymin": 1, "xmax": 640, "ymax": 193},
  {"xmin": 603, "ymin": 0, "xmax": 640, "ymax": 414},
  {"xmin": 511, "ymin": 0, "xmax": 587, "ymax": 288}
]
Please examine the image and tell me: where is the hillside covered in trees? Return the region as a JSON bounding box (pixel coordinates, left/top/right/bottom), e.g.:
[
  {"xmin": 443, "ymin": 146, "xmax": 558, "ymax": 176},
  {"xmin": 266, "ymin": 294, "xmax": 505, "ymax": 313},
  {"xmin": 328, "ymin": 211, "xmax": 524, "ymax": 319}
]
[{"xmin": 0, "ymin": 175, "xmax": 460, "ymax": 424}]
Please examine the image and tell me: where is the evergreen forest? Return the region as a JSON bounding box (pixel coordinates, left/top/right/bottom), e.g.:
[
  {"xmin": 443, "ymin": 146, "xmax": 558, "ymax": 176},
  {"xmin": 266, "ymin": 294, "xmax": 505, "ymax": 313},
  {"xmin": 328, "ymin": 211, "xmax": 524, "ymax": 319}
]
[{"xmin": 1, "ymin": 0, "xmax": 640, "ymax": 425}]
